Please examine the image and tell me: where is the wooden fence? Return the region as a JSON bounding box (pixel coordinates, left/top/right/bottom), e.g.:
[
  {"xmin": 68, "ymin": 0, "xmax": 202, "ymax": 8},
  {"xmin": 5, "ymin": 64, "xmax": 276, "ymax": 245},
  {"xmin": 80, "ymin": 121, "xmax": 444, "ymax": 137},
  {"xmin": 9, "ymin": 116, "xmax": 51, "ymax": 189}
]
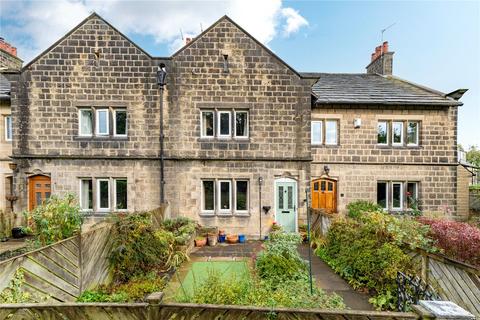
[
  {"xmin": 0, "ymin": 302, "xmax": 422, "ymax": 320},
  {"xmin": 470, "ymin": 189, "xmax": 480, "ymax": 211},
  {"xmin": 409, "ymin": 249, "xmax": 480, "ymax": 318},
  {"xmin": 0, "ymin": 223, "xmax": 113, "ymax": 302},
  {"xmin": 310, "ymin": 208, "xmax": 338, "ymax": 237}
]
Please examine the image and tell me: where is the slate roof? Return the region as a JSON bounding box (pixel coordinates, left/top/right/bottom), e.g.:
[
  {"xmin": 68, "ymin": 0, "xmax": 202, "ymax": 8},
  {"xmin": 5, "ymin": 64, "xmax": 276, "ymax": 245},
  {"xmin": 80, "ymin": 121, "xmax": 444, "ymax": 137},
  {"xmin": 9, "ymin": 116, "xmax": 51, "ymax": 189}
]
[
  {"xmin": 0, "ymin": 73, "xmax": 10, "ymax": 101},
  {"xmin": 307, "ymin": 73, "xmax": 462, "ymax": 106}
]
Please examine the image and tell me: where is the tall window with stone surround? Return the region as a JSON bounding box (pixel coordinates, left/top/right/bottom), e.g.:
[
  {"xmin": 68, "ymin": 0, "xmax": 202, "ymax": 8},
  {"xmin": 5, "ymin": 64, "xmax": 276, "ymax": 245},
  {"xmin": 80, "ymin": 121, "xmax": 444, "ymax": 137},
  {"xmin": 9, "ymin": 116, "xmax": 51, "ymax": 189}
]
[
  {"xmin": 96, "ymin": 109, "xmax": 109, "ymax": 135},
  {"xmin": 311, "ymin": 120, "xmax": 338, "ymax": 145},
  {"xmin": 201, "ymin": 111, "xmax": 215, "ymax": 138},
  {"xmin": 79, "ymin": 109, "xmax": 93, "ymax": 136},
  {"xmin": 234, "ymin": 111, "xmax": 248, "ymax": 138},
  {"xmin": 114, "ymin": 109, "xmax": 127, "ymax": 136}
]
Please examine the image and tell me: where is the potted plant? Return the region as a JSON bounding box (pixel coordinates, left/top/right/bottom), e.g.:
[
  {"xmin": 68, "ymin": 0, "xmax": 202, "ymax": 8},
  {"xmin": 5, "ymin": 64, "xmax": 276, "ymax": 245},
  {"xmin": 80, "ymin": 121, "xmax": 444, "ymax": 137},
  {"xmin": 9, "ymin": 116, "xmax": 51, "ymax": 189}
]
[
  {"xmin": 195, "ymin": 236, "xmax": 207, "ymax": 247},
  {"xmin": 226, "ymin": 234, "xmax": 238, "ymax": 244}
]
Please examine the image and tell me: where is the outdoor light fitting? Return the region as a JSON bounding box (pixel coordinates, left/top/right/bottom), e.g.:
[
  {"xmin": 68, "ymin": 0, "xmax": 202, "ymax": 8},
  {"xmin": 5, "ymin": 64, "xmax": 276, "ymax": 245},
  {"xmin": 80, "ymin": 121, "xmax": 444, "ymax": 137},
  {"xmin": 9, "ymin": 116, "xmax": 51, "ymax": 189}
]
[
  {"xmin": 324, "ymin": 165, "xmax": 330, "ymax": 176},
  {"xmin": 157, "ymin": 63, "xmax": 167, "ymax": 87}
]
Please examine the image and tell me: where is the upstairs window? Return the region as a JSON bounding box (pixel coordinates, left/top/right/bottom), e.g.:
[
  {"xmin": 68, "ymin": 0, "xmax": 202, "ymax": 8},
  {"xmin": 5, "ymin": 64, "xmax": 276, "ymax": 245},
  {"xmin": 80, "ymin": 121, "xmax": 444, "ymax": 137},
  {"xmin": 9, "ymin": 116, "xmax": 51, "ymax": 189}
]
[
  {"xmin": 79, "ymin": 109, "xmax": 93, "ymax": 136},
  {"xmin": 200, "ymin": 109, "xmax": 248, "ymax": 139},
  {"xmin": 235, "ymin": 111, "xmax": 248, "ymax": 138},
  {"xmin": 218, "ymin": 111, "xmax": 231, "ymax": 138},
  {"xmin": 407, "ymin": 121, "xmax": 419, "ymax": 146},
  {"xmin": 311, "ymin": 120, "xmax": 338, "ymax": 146},
  {"xmin": 392, "ymin": 122, "xmax": 404, "ymax": 146},
  {"xmin": 96, "ymin": 109, "xmax": 109, "ymax": 135},
  {"xmin": 201, "ymin": 111, "xmax": 215, "ymax": 138},
  {"xmin": 114, "ymin": 109, "xmax": 127, "ymax": 136},
  {"xmin": 4, "ymin": 115, "xmax": 12, "ymax": 141},
  {"xmin": 377, "ymin": 121, "xmax": 388, "ymax": 145},
  {"xmin": 378, "ymin": 120, "xmax": 420, "ymax": 147}
]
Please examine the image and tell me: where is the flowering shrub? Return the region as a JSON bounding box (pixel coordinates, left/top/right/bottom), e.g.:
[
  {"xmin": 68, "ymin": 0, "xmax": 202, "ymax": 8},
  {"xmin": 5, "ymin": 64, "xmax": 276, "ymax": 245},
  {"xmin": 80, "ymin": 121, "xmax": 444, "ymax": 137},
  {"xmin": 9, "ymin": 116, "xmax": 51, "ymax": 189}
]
[{"xmin": 417, "ymin": 217, "xmax": 480, "ymax": 267}]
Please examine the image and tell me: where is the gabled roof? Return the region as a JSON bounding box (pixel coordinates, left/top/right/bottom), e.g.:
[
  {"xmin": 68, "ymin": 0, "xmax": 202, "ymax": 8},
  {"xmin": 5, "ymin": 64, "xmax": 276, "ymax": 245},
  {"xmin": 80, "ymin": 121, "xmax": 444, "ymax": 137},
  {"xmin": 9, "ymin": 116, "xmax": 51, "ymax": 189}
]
[
  {"xmin": 172, "ymin": 15, "xmax": 302, "ymax": 78},
  {"xmin": 309, "ymin": 73, "xmax": 463, "ymax": 106}
]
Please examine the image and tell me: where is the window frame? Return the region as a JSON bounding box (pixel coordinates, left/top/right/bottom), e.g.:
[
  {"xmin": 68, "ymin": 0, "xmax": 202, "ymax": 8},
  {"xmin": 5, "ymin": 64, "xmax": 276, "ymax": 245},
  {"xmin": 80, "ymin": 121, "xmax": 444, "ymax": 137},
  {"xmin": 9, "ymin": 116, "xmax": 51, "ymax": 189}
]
[
  {"xmin": 79, "ymin": 178, "xmax": 93, "ymax": 212},
  {"xmin": 406, "ymin": 181, "xmax": 419, "ymax": 209},
  {"xmin": 234, "ymin": 110, "xmax": 249, "ymax": 139},
  {"xmin": 217, "ymin": 111, "xmax": 231, "ymax": 139},
  {"xmin": 406, "ymin": 121, "xmax": 419, "ymax": 146},
  {"xmin": 234, "ymin": 180, "xmax": 249, "ymax": 214},
  {"xmin": 311, "ymin": 121, "xmax": 323, "ymax": 145},
  {"xmin": 96, "ymin": 178, "xmax": 110, "ymax": 212},
  {"xmin": 4, "ymin": 115, "xmax": 12, "ymax": 142},
  {"xmin": 113, "ymin": 178, "xmax": 128, "ymax": 211},
  {"xmin": 78, "ymin": 108, "xmax": 93, "ymax": 137},
  {"xmin": 217, "ymin": 179, "xmax": 232, "ymax": 214},
  {"xmin": 325, "ymin": 120, "xmax": 338, "ymax": 145},
  {"xmin": 377, "ymin": 181, "xmax": 389, "ymax": 210},
  {"xmin": 113, "ymin": 109, "xmax": 127, "ymax": 137},
  {"xmin": 377, "ymin": 121, "xmax": 389, "ymax": 146},
  {"xmin": 392, "ymin": 121, "xmax": 404, "ymax": 146},
  {"xmin": 201, "ymin": 179, "xmax": 215, "ymax": 215},
  {"xmin": 391, "ymin": 181, "xmax": 403, "ymax": 211},
  {"xmin": 200, "ymin": 110, "xmax": 215, "ymax": 139},
  {"xmin": 95, "ymin": 109, "xmax": 109, "ymax": 136}
]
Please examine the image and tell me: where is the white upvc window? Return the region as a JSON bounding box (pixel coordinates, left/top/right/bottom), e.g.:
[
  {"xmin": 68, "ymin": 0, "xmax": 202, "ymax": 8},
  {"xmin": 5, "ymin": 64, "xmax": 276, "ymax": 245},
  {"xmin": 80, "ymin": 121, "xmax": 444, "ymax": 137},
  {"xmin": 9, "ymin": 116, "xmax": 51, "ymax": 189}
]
[
  {"xmin": 201, "ymin": 180, "xmax": 215, "ymax": 214},
  {"xmin": 406, "ymin": 181, "xmax": 419, "ymax": 209},
  {"xmin": 392, "ymin": 121, "xmax": 404, "ymax": 146},
  {"xmin": 113, "ymin": 109, "xmax": 127, "ymax": 137},
  {"xmin": 97, "ymin": 179, "xmax": 110, "ymax": 212},
  {"xmin": 78, "ymin": 109, "xmax": 93, "ymax": 136},
  {"xmin": 377, "ymin": 121, "xmax": 388, "ymax": 145},
  {"xmin": 5, "ymin": 115, "xmax": 12, "ymax": 141},
  {"xmin": 235, "ymin": 180, "xmax": 249, "ymax": 214},
  {"xmin": 114, "ymin": 178, "xmax": 128, "ymax": 211},
  {"xmin": 234, "ymin": 110, "xmax": 248, "ymax": 138},
  {"xmin": 95, "ymin": 109, "xmax": 109, "ymax": 136},
  {"xmin": 217, "ymin": 180, "xmax": 231, "ymax": 214},
  {"xmin": 311, "ymin": 121, "xmax": 322, "ymax": 145},
  {"xmin": 407, "ymin": 121, "xmax": 419, "ymax": 146},
  {"xmin": 392, "ymin": 182, "xmax": 403, "ymax": 210},
  {"xmin": 79, "ymin": 179, "xmax": 93, "ymax": 211},
  {"xmin": 325, "ymin": 120, "xmax": 338, "ymax": 145},
  {"xmin": 201, "ymin": 111, "xmax": 215, "ymax": 138},
  {"xmin": 217, "ymin": 111, "xmax": 231, "ymax": 138}
]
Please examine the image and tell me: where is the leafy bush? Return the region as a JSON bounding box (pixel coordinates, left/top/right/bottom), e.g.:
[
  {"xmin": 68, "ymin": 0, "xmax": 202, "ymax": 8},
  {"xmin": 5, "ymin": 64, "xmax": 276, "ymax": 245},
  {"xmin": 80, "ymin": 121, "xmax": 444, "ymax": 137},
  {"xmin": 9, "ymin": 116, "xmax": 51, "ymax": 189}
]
[
  {"xmin": 317, "ymin": 212, "xmax": 430, "ymax": 310},
  {"xmin": 0, "ymin": 270, "xmax": 49, "ymax": 303},
  {"xmin": 346, "ymin": 200, "xmax": 382, "ymax": 219},
  {"xmin": 417, "ymin": 217, "xmax": 480, "ymax": 267},
  {"xmin": 23, "ymin": 193, "xmax": 83, "ymax": 246},
  {"xmin": 109, "ymin": 213, "xmax": 195, "ymax": 283}
]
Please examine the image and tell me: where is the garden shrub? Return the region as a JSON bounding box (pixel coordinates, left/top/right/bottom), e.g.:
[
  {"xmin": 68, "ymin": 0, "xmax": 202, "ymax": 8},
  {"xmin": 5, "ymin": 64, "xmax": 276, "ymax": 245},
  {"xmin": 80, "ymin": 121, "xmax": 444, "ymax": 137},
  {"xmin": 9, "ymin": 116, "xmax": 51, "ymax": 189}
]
[
  {"xmin": 417, "ymin": 217, "xmax": 480, "ymax": 267},
  {"xmin": 23, "ymin": 193, "xmax": 83, "ymax": 246},
  {"xmin": 317, "ymin": 212, "xmax": 431, "ymax": 310},
  {"xmin": 346, "ymin": 200, "xmax": 382, "ymax": 219}
]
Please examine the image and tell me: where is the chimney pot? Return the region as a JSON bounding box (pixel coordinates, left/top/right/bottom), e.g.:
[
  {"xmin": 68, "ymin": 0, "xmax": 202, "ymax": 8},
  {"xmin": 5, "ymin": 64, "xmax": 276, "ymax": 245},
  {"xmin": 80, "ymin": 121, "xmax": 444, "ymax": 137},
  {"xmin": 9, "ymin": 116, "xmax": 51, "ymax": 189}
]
[
  {"xmin": 185, "ymin": 37, "xmax": 192, "ymax": 45},
  {"xmin": 382, "ymin": 41, "xmax": 388, "ymax": 54}
]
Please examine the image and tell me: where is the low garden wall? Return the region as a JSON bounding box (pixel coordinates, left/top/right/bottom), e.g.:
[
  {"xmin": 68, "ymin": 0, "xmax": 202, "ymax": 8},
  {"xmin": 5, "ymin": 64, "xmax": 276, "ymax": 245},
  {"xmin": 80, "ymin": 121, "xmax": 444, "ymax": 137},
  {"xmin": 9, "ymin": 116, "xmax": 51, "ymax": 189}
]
[{"xmin": 0, "ymin": 301, "xmax": 423, "ymax": 320}]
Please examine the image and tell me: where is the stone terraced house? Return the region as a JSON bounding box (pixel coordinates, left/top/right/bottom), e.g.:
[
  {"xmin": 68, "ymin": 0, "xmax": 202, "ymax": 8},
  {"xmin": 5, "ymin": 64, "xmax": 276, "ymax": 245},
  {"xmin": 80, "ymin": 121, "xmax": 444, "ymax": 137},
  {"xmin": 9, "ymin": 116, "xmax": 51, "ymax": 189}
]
[{"xmin": 8, "ymin": 13, "xmax": 469, "ymax": 237}]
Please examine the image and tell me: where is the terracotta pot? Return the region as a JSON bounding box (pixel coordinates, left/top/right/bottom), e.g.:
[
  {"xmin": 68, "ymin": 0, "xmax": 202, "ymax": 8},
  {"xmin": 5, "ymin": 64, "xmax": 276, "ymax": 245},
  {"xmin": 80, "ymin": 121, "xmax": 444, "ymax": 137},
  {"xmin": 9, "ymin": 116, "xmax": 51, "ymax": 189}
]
[
  {"xmin": 226, "ymin": 234, "xmax": 238, "ymax": 244},
  {"xmin": 195, "ymin": 238, "xmax": 207, "ymax": 247}
]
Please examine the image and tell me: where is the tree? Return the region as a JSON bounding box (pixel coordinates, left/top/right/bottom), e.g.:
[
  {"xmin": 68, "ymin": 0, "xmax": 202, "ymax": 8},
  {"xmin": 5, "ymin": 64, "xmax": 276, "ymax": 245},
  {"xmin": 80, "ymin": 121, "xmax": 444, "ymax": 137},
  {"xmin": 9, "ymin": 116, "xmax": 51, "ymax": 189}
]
[{"xmin": 466, "ymin": 145, "xmax": 480, "ymax": 167}]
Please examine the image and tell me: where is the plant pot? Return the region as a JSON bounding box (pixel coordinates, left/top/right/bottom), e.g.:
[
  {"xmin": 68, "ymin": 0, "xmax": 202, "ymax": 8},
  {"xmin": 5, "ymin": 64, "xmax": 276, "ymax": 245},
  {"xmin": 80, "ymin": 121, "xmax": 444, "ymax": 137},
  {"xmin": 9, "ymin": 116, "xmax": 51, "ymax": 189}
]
[
  {"xmin": 195, "ymin": 238, "xmax": 207, "ymax": 247},
  {"xmin": 11, "ymin": 227, "xmax": 25, "ymax": 239},
  {"xmin": 238, "ymin": 234, "xmax": 246, "ymax": 243},
  {"xmin": 207, "ymin": 234, "xmax": 217, "ymax": 246},
  {"xmin": 218, "ymin": 234, "xmax": 226, "ymax": 243},
  {"xmin": 226, "ymin": 234, "xmax": 238, "ymax": 244}
]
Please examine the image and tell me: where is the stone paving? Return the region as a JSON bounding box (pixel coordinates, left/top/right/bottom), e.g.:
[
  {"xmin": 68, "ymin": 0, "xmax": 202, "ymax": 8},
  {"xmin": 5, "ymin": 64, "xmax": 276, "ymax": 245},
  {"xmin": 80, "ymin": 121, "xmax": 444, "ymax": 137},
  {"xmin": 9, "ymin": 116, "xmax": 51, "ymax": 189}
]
[{"xmin": 190, "ymin": 240, "xmax": 373, "ymax": 310}]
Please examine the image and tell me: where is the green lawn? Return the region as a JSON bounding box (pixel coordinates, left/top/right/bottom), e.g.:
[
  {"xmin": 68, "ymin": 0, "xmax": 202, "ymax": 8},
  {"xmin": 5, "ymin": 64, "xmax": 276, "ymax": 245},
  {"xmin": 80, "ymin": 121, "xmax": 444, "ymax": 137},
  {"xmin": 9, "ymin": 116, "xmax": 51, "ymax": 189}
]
[{"xmin": 177, "ymin": 261, "xmax": 250, "ymax": 297}]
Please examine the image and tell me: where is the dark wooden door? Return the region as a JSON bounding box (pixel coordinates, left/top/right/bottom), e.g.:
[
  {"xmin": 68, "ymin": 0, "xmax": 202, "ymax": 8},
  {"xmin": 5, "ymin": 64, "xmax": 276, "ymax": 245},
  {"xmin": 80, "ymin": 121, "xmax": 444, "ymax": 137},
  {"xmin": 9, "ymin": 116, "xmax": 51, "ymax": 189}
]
[
  {"xmin": 311, "ymin": 178, "xmax": 337, "ymax": 213},
  {"xmin": 28, "ymin": 175, "xmax": 51, "ymax": 210}
]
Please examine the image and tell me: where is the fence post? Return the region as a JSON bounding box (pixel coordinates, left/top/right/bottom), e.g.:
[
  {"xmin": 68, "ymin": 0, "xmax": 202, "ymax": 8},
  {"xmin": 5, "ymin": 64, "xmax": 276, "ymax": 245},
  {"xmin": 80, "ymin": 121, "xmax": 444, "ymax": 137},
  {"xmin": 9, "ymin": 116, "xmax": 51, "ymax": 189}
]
[
  {"xmin": 421, "ymin": 251, "xmax": 429, "ymax": 284},
  {"xmin": 146, "ymin": 292, "xmax": 163, "ymax": 320}
]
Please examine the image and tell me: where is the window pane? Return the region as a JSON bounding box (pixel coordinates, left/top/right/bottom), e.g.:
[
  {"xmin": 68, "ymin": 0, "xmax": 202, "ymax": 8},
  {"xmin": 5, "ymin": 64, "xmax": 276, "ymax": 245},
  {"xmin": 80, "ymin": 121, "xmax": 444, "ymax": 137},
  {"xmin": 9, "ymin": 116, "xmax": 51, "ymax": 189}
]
[
  {"xmin": 202, "ymin": 112, "xmax": 214, "ymax": 137},
  {"xmin": 5, "ymin": 116, "xmax": 12, "ymax": 140},
  {"xmin": 328, "ymin": 182, "xmax": 333, "ymax": 191},
  {"xmin": 320, "ymin": 181, "xmax": 326, "ymax": 191},
  {"xmin": 392, "ymin": 183, "xmax": 402, "ymax": 209},
  {"xmin": 377, "ymin": 182, "xmax": 387, "ymax": 209},
  {"xmin": 392, "ymin": 122, "xmax": 403, "ymax": 144},
  {"xmin": 235, "ymin": 112, "xmax": 248, "ymax": 137},
  {"xmin": 377, "ymin": 122, "xmax": 387, "ymax": 144},
  {"xmin": 115, "ymin": 179, "xmax": 127, "ymax": 210},
  {"xmin": 36, "ymin": 192, "xmax": 42, "ymax": 205},
  {"xmin": 81, "ymin": 179, "xmax": 93, "ymax": 210},
  {"xmin": 236, "ymin": 181, "xmax": 248, "ymax": 211},
  {"xmin": 311, "ymin": 121, "xmax": 322, "ymax": 144},
  {"xmin": 313, "ymin": 182, "xmax": 319, "ymax": 191},
  {"xmin": 203, "ymin": 180, "xmax": 214, "ymax": 211},
  {"xmin": 99, "ymin": 180, "xmax": 109, "ymax": 209},
  {"xmin": 219, "ymin": 112, "xmax": 230, "ymax": 136},
  {"xmin": 407, "ymin": 182, "xmax": 418, "ymax": 208},
  {"xmin": 325, "ymin": 121, "xmax": 337, "ymax": 145},
  {"xmin": 220, "ymin": 181, "xmax": 230, "ymax": 210},
  {"xmin": 407, "ymin": 122, "xmax": 418, "ymax": 145},
  {"xmin": 115, "ymin": 110, "xmax": 127, "ymax": 135},
  {"xmin": 278, "ymin": 186, "xmax": 284, "ymax": 210},
  {"xmin": 80, "ymin": 110, "xmax": 93, "ymax": 135},
  {"xmin": 97, "ymin": 110, "xmax": 108, "ymax": 134},
  {"xmin": 287, "ymin": 186, "xmax": 293, "ymax": 209}
]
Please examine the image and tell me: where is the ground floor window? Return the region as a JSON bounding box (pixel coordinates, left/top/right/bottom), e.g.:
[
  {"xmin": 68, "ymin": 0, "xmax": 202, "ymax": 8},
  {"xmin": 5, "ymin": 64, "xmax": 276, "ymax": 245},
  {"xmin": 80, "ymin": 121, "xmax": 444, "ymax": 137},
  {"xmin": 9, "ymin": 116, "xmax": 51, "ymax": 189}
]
[
  {"xmin": 80, "ymin": 177, "xmax": 127, "ymax": 213},
  {"xmin": 115, "ymin": 178, "xmax": 128, "ymax": 210},
  {"xmin": 80, "ymin": 179, "xmax": 93, "ymax": 211},
  {"xmin": 377, "ymin": 181, "xmax": 419, "ymax": 212},
  {"xmin": 201, "ymin": 178, "xmax": 249, "ymax": 215}
]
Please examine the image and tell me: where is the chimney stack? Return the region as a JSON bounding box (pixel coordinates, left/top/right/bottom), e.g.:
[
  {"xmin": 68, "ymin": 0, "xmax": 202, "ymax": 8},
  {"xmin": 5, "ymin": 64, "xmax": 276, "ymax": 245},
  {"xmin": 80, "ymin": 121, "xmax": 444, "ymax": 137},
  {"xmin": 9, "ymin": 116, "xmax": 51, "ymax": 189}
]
[
  {"xmin": 366, "ymin": 41, "xmax": 394, "ymax": 75},
  {"xmin": 0, "ymin": 37, "xmax": 18, "ymax": 57},
  {"xmin": 0, "ymin": 37, "xmax": 22, "ymax": 70}
]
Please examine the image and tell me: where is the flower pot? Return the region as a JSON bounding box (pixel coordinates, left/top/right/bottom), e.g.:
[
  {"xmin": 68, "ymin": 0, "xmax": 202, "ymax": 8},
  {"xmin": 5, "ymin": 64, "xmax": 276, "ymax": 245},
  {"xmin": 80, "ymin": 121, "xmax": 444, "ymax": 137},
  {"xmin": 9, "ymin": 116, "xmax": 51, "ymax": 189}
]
[
  {"xmin": 195, "ymin": 238, "xmax": 207, "ymax": 247},
  {"xmin": 238, "ymin": 234, "xmax": 246, "ymax": 243},
  {"xmin": 226, "ymin": 234, "xmax": 238, "ymax": 244},
  {"xmin": 207, "ymin": 234, "xmax": 217, "ymax": 246},
  {"xmin": 218, "ymin": 234, "xmax": 226, "ymax": 243}
]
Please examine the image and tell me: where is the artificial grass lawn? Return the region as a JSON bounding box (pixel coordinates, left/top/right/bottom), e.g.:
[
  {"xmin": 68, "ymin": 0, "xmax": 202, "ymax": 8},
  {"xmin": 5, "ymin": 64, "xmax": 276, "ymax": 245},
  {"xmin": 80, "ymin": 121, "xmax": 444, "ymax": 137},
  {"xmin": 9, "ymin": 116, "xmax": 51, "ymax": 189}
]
[{"xmin": 177, "ymin": 261, "xmax": 250, "ymax": 297}]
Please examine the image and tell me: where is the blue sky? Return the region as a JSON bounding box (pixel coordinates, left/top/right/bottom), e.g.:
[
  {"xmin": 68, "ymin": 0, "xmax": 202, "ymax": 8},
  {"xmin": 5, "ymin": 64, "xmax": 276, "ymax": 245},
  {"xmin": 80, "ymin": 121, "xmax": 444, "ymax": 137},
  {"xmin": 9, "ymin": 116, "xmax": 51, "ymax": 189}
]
[{"xmin": 1, "ymin": 0, "xmax": 479, "ymax": 147}]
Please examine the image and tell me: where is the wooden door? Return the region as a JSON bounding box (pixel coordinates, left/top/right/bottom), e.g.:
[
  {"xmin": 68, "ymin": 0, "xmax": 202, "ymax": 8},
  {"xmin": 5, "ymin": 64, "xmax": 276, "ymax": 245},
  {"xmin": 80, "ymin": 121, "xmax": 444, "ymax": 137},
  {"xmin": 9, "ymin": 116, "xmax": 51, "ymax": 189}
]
[
  {"xmin": 28, "ymin": 175, "xmax": 51, "ymax": 210},
  {"xmin": 311, "ymin": 178, "xmax": 337, "ymax": 213}
]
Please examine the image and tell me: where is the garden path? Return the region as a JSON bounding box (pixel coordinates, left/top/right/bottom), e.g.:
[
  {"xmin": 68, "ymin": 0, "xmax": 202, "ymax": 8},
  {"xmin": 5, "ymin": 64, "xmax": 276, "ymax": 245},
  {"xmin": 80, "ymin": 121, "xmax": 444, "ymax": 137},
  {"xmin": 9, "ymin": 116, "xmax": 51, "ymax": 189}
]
[{"xmin": 298, "ymin": 244, "xmax": 373, "ymax": 310}]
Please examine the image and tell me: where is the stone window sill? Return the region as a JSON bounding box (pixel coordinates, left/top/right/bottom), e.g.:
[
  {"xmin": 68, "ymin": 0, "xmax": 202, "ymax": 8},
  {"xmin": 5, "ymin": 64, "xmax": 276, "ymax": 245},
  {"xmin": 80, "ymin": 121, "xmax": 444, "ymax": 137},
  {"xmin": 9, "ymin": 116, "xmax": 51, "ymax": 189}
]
[
  {"xmin": 74, "ymin": 136, "xmax": 129, "ymax": 141},
  {"xmin": 376, "ymin": 145, "xmax": 423, "ymax": 150},
  {"xmin": 199, "ymin": 212, "xmax": 251, "ymax": 217},
  {"xmin": 198, "ymin": 138, "xmax": 250, "ymax": 143}
]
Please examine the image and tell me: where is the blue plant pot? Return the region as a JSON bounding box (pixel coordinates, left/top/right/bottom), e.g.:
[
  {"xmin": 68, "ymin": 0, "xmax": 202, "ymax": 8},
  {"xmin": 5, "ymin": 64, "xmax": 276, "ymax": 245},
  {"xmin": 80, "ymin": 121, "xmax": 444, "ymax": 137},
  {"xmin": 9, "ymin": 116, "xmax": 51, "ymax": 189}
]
[
  {"xmin": 238, "ymin": 234, "xmax": 246, "ymax": 243},
  {"xmin": 218, "ymin": 234, "xmax": 226, "ymax": 243}
]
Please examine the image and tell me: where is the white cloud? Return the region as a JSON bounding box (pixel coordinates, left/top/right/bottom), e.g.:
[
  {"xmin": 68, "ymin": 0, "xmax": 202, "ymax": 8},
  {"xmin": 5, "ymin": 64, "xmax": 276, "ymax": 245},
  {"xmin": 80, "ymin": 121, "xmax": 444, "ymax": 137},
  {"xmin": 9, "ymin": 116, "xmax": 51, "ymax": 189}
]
[{"xmin": 0, "ymin": 0, "xmax": 309, "ymax": 63}]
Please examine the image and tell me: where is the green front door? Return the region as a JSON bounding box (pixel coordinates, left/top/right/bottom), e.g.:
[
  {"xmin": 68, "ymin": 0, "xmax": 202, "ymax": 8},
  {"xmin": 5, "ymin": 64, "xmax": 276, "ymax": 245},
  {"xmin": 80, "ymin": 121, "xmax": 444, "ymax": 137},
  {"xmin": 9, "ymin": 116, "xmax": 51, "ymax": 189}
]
[{"xmin": 275, "ymin": 180, "xmax": 297, "ymax": 232}]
